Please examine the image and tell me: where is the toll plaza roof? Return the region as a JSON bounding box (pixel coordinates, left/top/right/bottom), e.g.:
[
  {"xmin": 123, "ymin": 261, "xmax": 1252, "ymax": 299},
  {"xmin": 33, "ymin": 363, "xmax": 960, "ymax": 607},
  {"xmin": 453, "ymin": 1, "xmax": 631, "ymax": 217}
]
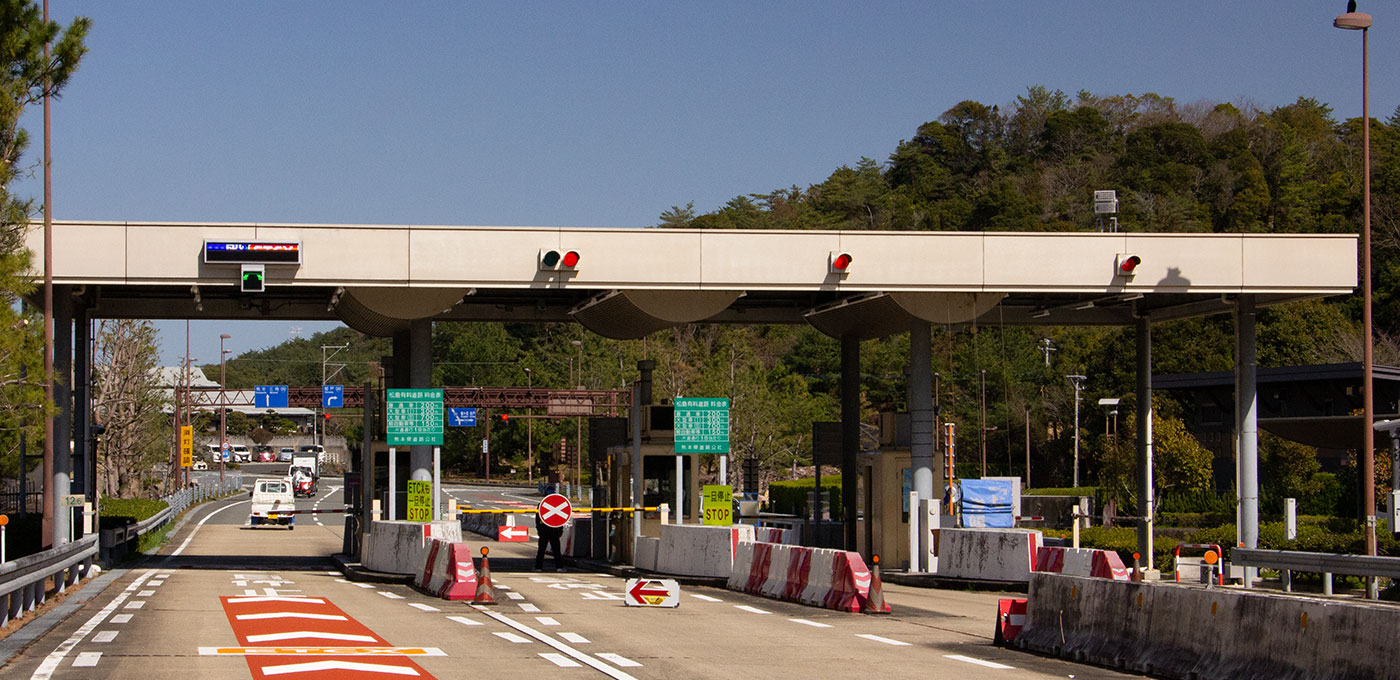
[{"xmin": 28, "ymin": 220, "xmax": 1357, "ymax": 339}]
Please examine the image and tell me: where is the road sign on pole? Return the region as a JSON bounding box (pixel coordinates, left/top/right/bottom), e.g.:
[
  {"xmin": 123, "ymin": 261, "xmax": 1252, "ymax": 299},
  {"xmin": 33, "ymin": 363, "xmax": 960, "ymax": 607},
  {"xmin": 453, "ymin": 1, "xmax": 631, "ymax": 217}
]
[
  {"xmin": 254, "ymin": 385, "xmax": 289, "ymax": 408},
  {"xmin": 538, "ymin": 494, "xmax": 572, "ymax": 528},
  {"xmin": 674, "ymin": 397, "xmax": 729, "ymax": 453},
  {"xmin": 180, "ymin": 425, "xmax": 194, "ymax": 468},
  {"xmin": 323, "ymin": 385, "xmax": 344, "ymax": 408},
  {"xmin": 387, "ymin": 389, "xmax": 444, "ymax": 446},
  {"xmin": 405, "ymin": 480, "xmax": 432, "ymax": 522},
  {"xmin": 624, "ymin": 578, "xmax": 681, "ymax": 607},
  {"xmin": 702, "ymin": 484, "xmax": 734, "ymax": 526},
  {"xmin": 448, "ymin": 408, "xmax": 477, "ymax": 427}
]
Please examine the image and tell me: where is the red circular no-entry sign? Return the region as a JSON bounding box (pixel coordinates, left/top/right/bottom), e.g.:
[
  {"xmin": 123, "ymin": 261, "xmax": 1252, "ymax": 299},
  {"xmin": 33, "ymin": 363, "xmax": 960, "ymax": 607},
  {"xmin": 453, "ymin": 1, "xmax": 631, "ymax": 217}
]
[{"xmin": 538, "ymin": 493, "xmax": 572, "ymax": 528}]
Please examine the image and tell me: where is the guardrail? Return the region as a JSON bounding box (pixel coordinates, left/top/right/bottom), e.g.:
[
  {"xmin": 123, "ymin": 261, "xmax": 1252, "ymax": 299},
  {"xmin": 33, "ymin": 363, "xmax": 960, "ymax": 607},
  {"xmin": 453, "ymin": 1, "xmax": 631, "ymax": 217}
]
[
  {"xmin": 1232, "ymin": 546, "xmax": 1400, "ymax": 596},
  {"xmin": 0, "ymin": 472, "xmax": 245, "ymax": 627}
]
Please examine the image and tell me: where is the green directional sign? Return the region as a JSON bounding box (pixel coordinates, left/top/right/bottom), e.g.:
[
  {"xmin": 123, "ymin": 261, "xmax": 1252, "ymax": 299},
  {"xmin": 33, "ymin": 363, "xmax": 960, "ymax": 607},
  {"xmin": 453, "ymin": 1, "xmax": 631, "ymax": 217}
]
[
  {"xmin": 674, "ymin": 397, "xmax": 730, "ymax": 454},
  {"xmin": 387, "ymin": 388, "xmax": 444, "ymax": 446}
]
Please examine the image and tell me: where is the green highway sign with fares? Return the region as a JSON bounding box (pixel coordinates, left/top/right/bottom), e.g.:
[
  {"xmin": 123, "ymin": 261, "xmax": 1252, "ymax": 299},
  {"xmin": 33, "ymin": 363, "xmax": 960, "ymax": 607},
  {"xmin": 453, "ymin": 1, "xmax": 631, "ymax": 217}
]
[
  {"xmin": 387, "ymin": 389, "xmax": 444, "ymax": 446},
  {"xmin": 674, "ymin": 397, "xmax": 730, "ymax": 454}
]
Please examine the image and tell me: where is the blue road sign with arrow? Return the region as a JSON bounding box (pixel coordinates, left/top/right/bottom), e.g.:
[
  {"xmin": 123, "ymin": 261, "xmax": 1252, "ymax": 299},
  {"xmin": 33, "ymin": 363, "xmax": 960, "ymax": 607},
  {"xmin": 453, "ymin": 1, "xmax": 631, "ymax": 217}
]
[
  {"xmin": 323, "ymin": 385, "xmax": 344, "ymax": 408},
  {"xmin": 448, "ymin": 408, "xmax": 477, "ymax": 427}
]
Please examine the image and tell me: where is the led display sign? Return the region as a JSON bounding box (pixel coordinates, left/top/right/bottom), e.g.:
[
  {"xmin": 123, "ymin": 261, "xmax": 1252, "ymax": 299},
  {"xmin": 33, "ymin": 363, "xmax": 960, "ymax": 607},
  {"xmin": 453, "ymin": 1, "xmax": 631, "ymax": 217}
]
[{"xmin": 203, "ymin": 241, "xmax": 302, "ymax": 264}]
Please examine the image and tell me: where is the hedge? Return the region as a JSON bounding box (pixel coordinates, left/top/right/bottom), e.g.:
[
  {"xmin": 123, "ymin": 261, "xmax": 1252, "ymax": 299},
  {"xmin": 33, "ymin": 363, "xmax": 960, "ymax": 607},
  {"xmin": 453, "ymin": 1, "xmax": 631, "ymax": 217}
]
[
  {"xmin": 99, "ymin": 497, "xmax": 169, "ymax": 530},
  {"xmin": 768, "ymin": 475, "xmax": 843, "ymax": 520}
]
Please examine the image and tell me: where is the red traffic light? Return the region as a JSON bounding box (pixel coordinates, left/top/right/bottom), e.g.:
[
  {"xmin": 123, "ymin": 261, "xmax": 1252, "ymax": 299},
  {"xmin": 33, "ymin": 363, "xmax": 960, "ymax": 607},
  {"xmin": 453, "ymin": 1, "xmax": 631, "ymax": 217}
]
[
  {"xmin": 1116, "ymin": 254, "xmax": 1141, "ymax": 276},
  {"xmin": 540, "ymin": 249, "xmax": 581, "ymax": 270},
  {"xmin": 829, "ymin": 251, "xmax": 853, "ymax": 273},
  {"xmin": 561, "ymin": 250, "xmax": 580, "ymax": 267},
  {"xmin": 500, "ymin": 413, "xmax": 510, "ymax": 422}
]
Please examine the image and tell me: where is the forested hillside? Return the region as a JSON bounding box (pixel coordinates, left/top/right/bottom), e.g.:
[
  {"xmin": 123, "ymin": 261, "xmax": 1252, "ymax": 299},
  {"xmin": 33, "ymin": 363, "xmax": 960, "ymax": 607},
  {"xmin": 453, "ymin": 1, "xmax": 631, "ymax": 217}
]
[{"xmin": 211, "ymin": 88, "xmax": 1391, "ymax": 511}]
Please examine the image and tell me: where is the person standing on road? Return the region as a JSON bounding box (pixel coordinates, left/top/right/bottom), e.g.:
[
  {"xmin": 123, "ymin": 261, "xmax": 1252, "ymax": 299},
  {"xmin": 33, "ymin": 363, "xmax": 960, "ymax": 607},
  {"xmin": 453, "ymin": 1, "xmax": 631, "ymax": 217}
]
[{"xmin": 535, "ymin": 511, "xmax": 566, "ymax": 572}]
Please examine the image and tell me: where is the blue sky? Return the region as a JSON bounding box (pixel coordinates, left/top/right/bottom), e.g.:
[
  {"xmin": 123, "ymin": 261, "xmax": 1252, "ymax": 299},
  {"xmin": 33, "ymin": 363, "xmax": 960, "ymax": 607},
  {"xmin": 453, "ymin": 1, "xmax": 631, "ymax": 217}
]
[{"xmin": 17, "ymin": 2, "xmax": 1396, "ymax": 366}]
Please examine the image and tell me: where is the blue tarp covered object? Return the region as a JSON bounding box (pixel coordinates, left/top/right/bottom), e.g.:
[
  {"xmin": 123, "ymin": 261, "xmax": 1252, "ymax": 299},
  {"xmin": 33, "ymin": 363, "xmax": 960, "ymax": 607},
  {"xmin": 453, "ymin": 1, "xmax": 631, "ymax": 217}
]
[{"xmin": 960, "ymin": 479, "xmax": 1014, "ymax": 528}]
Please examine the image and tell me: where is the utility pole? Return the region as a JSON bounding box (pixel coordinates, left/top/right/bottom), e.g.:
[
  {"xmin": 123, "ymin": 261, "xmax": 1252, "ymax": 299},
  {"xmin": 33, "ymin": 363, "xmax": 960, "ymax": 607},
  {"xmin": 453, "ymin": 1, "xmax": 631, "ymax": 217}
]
[
  {"xmin": 321, "ymin": 343, "xmax": 349, "ymax": 447},
  {"xmin": 1067, "ymin": 375, "xmax": 1087, "ymax": 488},
  {"xmin": 1039, "ymin": 338, "xmax": 1056, "ymax": 367},
  {"xmin": 980, "ymin": 370, "xmax": 987, "ymax": 477}
]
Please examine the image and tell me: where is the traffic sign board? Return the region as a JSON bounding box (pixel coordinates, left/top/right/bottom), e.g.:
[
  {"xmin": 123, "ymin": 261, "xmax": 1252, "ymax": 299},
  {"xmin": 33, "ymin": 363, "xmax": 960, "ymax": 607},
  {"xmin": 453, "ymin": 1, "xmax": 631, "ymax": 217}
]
[
  {"xmin": 702, "ymin": 484, "xmax": 733, "ymax": 526},
  {"xmin": 322, "ymin": 385, "xmax": 344, "ymax": 408},
  {"xmin": 387, "ymin": 389, "xmax": 444, "ymax": 446},
  {"xmin": 624, "ymin": 578, "xmax": 680, "ymax": 607},
  {"xmin": 497, "ymin": 526, "xmax": 528, "ymax": 541},
  {"xmin": 180, "ymin": 425, "xmax": 194, "ymax": 468},
  {"xmin": 674, "ymin": 397, "xmax": 729, "ymax": 453},
  {"xmin": 254, "ymin": 385, "xmax": 290, "ymax": 408},
  {"xmin": 448, "ymin": 408, "xmax": 477, "ymax": 427},
  {"xmin": 406, "ymin": 480, "xmax": 432, "ymax": 523},
  {"xmin": 537, "ymin": 494, "xmax": 572, "ymax": 528},
  {"xmin": 61, "ymin": 494, "xmax": 85, "ymax": 508}
]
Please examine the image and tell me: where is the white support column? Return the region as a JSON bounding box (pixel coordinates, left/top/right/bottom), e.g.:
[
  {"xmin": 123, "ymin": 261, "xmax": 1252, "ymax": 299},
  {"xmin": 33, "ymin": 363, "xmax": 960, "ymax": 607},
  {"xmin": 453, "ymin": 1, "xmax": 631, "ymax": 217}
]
[
  {"xmin": 908, "ymin": 321, "xmax": 934, "ymax": 573},
  {"xmin": 1236, "ymin": 296, "xmax": 1259, "ymax": 586},
  {"xmin": 408, "ymin": 319, "xmax": 433, "ymax": 486},
  {"xmin": 432, "ymin": 446, "xmax": 441, "ymax": 521},
  {"xmin": 388, "ymin": 447, "xmax": 397, "ymax": 521}
]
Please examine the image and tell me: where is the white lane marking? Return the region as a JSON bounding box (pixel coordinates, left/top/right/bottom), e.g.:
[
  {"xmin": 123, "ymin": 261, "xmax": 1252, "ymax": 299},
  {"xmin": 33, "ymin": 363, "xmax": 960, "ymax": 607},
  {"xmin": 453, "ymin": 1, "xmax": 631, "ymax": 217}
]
[
  {"xmin": 596, "ymin": 653, "xmax": 642, "ymax": 668},
  {"xmin": 690, "ymin": 593, "xmax": 722, "ymax": 602},
  {"xmin": 519, "ymin": 603, "xmax": 541, "ymax": 613},
  {"xmin": 474, "ymin": 607, "xmax": 638, "ymax": 680},
  {"xmin": 734, "ymin": 605, "xmax": 770, "ymax": 614},
  {"xmin": 242, "ymin": 589, "xmax": 260, "ymax": 596},
  {"xmin": 30, "ymin": 569, "xmax": 156, "ymax": 680},
  {"xmin": 447, "ymin": 615, "xmax": 482, "ymax": 626},
  {"xmin": 72, "ymin": 652, "xmax": 102, "ymax": 667},
  {"xmin": 147, "ymin": 581, "xmax": 164, "ymax": 587},
  {"xmin": 945, "ymin": 654, "xmax": 1014, "ymax": 669},
  {"xmin": 325, "ymin": 571, "xmax": 341, "ymax": 576},
  {"xmin": 559, "ymin": 632, "xmax": 590, "ymax": 644},
  {"xmin": 581, "ymin": 591, "xmax": 626, "ymax": 601},
  {"xmin": 378, "ymin": 592, "xmax": 405, "ymax": 600},
  {"xmin": 505, "ymin": 592, "xmax": 524, "ymax": 600},
  {"xmin": 260, "ymin": 660, "xmax": 419, "ymax": 676},
  {"xmin": 494, "ymin": 632, "xmax": 532, "ymax": 644},
  {"xmin": 535, "ymin": 617, "xmax": 560, "ymax": 626},
  {"xmin": 540, "ymin": 652, "xmax": 581, "ymax": 668},
  {"xmin": 857, "ymin": 634, "xmax": 911, "ymax": 646},
  {"xmin": 409, "ymin": 603, "xmax": 441, "ymax": 612},
  {"xmin": 788, "ymin": 618, "xmax": 833, "ymax": 628},
  {"xmin": 227, "ymin": 596, "xmax": 325, "ymax": 604},
  {"xmin": 124, "ymin": 601, "xmax": 145, "ymax": 610},
  {"xmin": 138, "ymin": 590, "xmax": 156, "ymax": 597},
  {"xmin": 236, "ymin": 612, "xmax": 347, "ymax": 621},
  {"xmin": 336, "ymin": 579, "xmax": 376, "ymax": 589},
  {"xmin": 169, "ymin": 498, "xmax": 249, "ymax": 557},
  {"xmin": 246, "ymin": 631, "xmax": 379, "ymax": 643},
  {"xmin": 495, "ymin": 584, "xmax": 512, "ymax": 590},
  {"xmin": 92, "ymin": 631, "xmax": 118, "ymax": 643},
  {"xmin": 110, "ymin": 614, "xmax": 132, "ymax": 624}
]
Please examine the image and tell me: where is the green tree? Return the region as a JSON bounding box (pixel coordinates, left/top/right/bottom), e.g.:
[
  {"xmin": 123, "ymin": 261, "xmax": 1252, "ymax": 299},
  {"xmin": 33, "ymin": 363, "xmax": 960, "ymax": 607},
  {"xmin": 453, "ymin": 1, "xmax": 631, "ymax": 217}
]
[
  {"xmin": 0, "ymin": 2, "xmax": 88, "ymax": 478},
  {"xmin": 93, "ymin": 320, "xmax": 169, "ymax": 498}
]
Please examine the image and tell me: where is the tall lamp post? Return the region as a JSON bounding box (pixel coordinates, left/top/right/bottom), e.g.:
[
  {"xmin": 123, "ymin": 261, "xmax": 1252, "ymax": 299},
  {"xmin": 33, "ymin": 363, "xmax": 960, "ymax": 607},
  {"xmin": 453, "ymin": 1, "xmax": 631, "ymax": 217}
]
[
  {"xmin": 219, "ymin": 334, "xmax": 231, "ymax": 485},
  {"xmin": 1067, "ymin": 375, "xmax": 1087, "ymax": 488},
  {"xmin": 1335, "ymin": 3, "xmax": 1376, "ymax": 563}
]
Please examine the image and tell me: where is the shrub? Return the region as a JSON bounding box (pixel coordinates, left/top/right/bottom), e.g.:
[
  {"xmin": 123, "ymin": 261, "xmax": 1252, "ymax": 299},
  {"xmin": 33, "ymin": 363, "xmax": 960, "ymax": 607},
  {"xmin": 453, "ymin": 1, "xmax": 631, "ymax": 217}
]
[
  {"xmin": 99, "ymin": 497, "xmax": 168, "ymax": 530},
  {"xmin": 767, "ymin": 475, "xmax": 843, "ymax": 520}
]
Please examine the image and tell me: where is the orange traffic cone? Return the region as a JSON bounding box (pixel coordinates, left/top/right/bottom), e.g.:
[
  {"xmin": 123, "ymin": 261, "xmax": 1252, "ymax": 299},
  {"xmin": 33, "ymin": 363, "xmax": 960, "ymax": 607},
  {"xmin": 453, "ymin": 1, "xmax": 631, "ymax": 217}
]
[
  {"xmin": 471, "ymin": 546, "xmax": 498, "ymax": 605},
  {"xmin": 863, "ymin": 554, "xmax": 890, "ymax": 614}
]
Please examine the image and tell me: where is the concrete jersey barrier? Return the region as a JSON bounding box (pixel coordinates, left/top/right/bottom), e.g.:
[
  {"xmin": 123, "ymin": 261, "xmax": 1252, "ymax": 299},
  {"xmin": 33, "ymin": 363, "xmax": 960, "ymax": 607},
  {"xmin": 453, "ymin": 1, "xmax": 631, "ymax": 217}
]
[
  {"xmin": 937, "ymin": 527, "xmax": 1042, "ymax": 582},
  {"xmin": 1015, "ymin": 572, "xmax": 1400, "ymax": 679},
  {"xmin": 363, "ymin": 520, "xmax": 462, "ymax": 575},
  {"xmin": 1035, "ymin": 546, "xmax": 1129, "ymax": 581},
  {"xmin": 656, "ymin": 524, "xmax": 755, "ymax": 579},
  {"xmin": 727, "ymin": 541, "xmax": 885, "ymax": 613},
  {"xmin": 414, "ymin": 539, "xmax": 478, "ymax": 600}
]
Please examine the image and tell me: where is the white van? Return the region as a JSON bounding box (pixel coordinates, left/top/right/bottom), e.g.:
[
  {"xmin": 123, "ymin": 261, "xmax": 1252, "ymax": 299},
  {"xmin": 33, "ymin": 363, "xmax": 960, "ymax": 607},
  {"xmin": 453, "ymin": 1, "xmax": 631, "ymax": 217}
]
[
  {"xmin": 249, "ymin": 478, "xmax": 296, "ymax": 529},
  {"xmin": 231, "ymin": 445, "xmax": 252, "ymax": 463}
]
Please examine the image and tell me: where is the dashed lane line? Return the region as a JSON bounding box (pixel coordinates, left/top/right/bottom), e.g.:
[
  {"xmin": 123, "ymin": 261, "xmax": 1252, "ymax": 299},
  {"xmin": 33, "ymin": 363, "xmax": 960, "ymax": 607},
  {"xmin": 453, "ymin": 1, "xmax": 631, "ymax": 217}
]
[
  {"xmin": 475, "ymin": 608, "xmax": 638, "ymax": 680},
  {"xmin": 91, "ymin": 631, "xmax": 118, "ymax": 643},
  {"xmin": 559, "ymin": 633, "xmax": 590, "ymax": 644},
  {"xmin": 856, "ymin": 634, "xmax": 911, "ymax": 646},
  {"xmin": 28, "ymin": 569, "xmax": 157, "ymax": 680},
  {"xmin": 72, "ymin": 652, "xmax": 101, "ymax": 668},
  {"xmin": 595, "ymin": 653, "xmax": 642, "ymax": 668},
  {"xmin": 788, "ymin": 618, "xmax": 832, "ymax": 628},
  {"xmin": 447, "ymin": 616, "xmax": 483, "ymax": 627},
  {"xmin": 519, "ymin": 603, "xmax": 540, "ymax": 613},
  {"xmin": 945, "ymin": 654, "xmax": 1014, "ymax": 669},
  {"xmin": 535, "ymin": 617, "xmax": 560, "ymax": 626},
  {"xmin": 494, "ymin": 632, "xmax": 533, "ymax": 644},
  {"xmin": 505, "ymin": 592, "xmax": 524, "ymax": 600},
  {"xmin": 109, "ymin": 615, "xmax": 132, "ymax": 625},
  {"xmin": 378, "ymin": 591, "xmax": 406, "ymax": 600},
  {"xmin": 410, "ymin": 603, "xmax": 441, "ymax": 612},
  {"xmin": 734, "ymin": 605, "xmax": 770, "ymax": 614},
  {"xmin": 540, "ymin": 652, "xmax": 582, "ymax": 668},
  {"xmin": 689, "ymin": 593, "xmax": 722, "ymax": 602}
]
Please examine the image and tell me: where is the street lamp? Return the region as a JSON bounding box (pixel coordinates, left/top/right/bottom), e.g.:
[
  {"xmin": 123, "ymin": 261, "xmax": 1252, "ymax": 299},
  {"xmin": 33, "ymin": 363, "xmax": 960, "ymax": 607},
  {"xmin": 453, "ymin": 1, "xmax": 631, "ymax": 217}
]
[
  {"xmin": 1067, "ymin": 375, "xmax": 1087, "ymax": 488},
  {"xmin": 219, "ymin": 334, "xmax": 231, "ymax": 485},
  {"xmin": 1335, "ymin": 2, "xmax": 1377, "ymax": 564}
]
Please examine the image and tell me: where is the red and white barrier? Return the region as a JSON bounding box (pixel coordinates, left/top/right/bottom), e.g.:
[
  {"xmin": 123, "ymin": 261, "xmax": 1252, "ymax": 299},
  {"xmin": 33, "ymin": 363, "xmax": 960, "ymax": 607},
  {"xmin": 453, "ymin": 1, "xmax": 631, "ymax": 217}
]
[
  {"xmin": 993, "ymin": 598, "xmax": 1028, "ymax": 644},
  {"xmin": 656, "ymin": 524, "xmax": 755, "ymax": 578},
  {"xmin": 938, "ymin": 528, "xmax": 1042, "ymax": 582},
  {"xmin": 728, "ymin": 541, "xmax": 887, "ymax": 612},
  {"xmin": 415, "ymin": 538, "xmax": 479, "ymax": 600},
  {"xmin": 1034, "ymin": 546, "xmax": 1129, "ymax": 581},
  {"xmin": 752, "ymin": 526, "xmax": 798, "ymax": 545}
]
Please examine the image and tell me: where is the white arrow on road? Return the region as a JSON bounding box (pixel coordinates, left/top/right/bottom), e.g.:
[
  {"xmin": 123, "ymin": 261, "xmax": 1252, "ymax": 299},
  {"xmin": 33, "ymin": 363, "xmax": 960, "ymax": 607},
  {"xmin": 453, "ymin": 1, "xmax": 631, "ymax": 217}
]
[
  {"xmin": 235, "ymin": 612, "xmax": 348, "ymax": 621},
  {"xmin": 246, "ymin": 631, "xmax": 379, "ymax": 643}
]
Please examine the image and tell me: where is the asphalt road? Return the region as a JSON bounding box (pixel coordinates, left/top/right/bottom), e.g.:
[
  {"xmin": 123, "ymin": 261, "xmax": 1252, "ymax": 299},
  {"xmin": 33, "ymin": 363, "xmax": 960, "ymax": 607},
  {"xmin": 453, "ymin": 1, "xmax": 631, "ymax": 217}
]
[{"xmin": 0, "ymin": 477, "xmax": 1144, "ymax": 679}]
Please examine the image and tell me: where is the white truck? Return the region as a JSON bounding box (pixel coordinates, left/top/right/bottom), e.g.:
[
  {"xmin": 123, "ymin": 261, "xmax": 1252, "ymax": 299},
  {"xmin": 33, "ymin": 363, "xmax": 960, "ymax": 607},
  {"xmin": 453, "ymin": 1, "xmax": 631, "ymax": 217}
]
[{"xmin": 249, "ymin": 478, "xmax": 296, "ymax": 529}]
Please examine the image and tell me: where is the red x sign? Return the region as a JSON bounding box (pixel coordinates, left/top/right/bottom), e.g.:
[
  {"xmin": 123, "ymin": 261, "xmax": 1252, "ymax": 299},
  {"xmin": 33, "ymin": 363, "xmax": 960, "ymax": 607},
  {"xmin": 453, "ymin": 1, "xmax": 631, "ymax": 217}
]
[{"xmin": 538, "ymin": 494, "xmax": 572, "ymax": 528}]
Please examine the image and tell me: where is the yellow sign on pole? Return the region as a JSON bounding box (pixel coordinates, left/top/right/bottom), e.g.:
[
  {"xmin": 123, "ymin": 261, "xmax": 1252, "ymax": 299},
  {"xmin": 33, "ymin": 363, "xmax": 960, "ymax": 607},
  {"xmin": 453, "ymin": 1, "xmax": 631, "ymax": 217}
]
[
  {"xmin": 406, "ymin": 480, "xmax": 432, "ymax": 523},
  {"xmin": 179, "ymin": 426, "xmax": 194, "ymax": 468},
  {"xmin": 702, "ymin": 484, "xmax": 733, "ymax": 526}
]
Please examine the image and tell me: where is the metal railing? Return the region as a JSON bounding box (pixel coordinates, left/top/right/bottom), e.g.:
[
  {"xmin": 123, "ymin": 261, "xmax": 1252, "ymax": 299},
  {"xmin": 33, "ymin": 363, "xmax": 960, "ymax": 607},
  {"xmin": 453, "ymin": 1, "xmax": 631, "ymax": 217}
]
[
  {"xmin": 0, "ymin": 472, "xmax": 244, "ymax": 627},
  {"xmin": 1231, "ymin": 547, "xmax": 1400, "ymax": 597}
]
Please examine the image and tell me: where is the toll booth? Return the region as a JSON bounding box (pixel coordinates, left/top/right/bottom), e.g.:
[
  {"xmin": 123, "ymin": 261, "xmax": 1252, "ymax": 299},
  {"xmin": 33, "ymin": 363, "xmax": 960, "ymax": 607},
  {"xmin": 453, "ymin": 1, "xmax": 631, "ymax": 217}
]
[
  {"xmin": 857, "ymin": 447, "xmax": 914, "ymax": 569},
  {"xmin": 605, "ymin": 402, "xmax": 703, "ymax": 562}
]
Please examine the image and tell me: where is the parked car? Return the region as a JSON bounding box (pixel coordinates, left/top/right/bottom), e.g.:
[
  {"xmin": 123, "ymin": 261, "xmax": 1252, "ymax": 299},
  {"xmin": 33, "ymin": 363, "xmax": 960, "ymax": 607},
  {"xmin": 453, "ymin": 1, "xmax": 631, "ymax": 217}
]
[
  {"xmin": 255, "ymin": 445, "xmax": 276, "ymax": 462},
  {"xmin": 192, "ymin": 459, "xmax": 209, "ymax": 470},
  {"xmin": 231, "ymin": 445, "xmax": 252, "ymax": 463},
  {"xmin": 277, "ymin": 447, "xmax": 295, "ymax": 462}
]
